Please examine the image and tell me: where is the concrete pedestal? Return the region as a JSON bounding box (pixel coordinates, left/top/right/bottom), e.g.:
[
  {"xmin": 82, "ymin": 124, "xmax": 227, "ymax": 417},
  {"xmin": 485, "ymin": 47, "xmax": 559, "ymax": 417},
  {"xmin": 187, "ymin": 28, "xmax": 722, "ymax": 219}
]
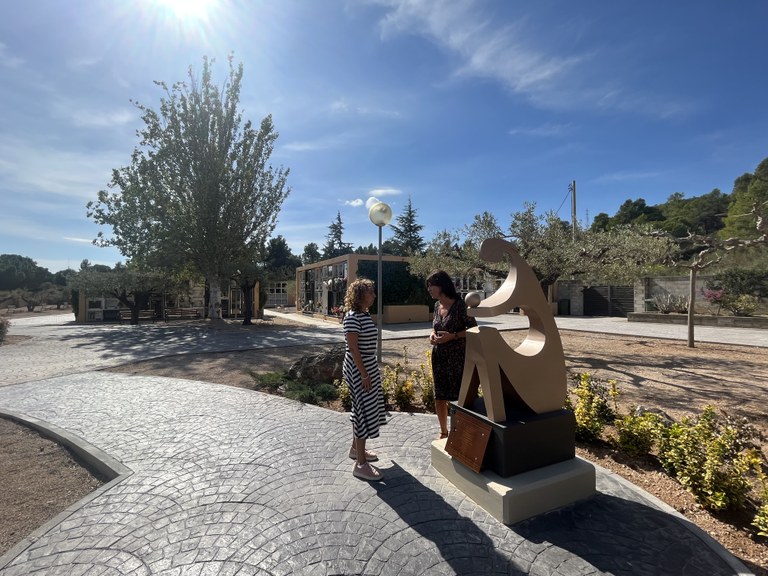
[{"xmin": 431, "ymin": 439, "xmax": 596, "ymax": 525}]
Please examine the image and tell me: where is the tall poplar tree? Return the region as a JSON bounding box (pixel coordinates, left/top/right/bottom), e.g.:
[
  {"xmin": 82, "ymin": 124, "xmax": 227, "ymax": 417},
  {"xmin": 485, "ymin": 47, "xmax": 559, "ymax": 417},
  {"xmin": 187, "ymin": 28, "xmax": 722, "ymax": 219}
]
[{"xmin": 87, "ymin": 56, "xmax": 290, "ymax": 319}]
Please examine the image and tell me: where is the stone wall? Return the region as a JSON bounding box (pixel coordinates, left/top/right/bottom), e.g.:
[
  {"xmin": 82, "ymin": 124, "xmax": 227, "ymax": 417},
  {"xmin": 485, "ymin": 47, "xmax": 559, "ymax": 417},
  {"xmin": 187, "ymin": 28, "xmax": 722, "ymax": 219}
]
[{"xmin": 634, "ymin": 275, "xmax": 714, "ymax": 313}]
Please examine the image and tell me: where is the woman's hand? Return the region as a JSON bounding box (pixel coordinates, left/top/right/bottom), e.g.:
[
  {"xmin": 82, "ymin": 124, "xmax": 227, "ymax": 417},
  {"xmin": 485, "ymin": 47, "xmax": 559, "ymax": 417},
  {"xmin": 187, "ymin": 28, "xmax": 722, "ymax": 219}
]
[
  {"xmin": 361, "ymin": 374, "xmax": 372, "ymax": 391},
  {"xmin": 433, "ymin": 331, "xmax": 454, "ymax": 344}
]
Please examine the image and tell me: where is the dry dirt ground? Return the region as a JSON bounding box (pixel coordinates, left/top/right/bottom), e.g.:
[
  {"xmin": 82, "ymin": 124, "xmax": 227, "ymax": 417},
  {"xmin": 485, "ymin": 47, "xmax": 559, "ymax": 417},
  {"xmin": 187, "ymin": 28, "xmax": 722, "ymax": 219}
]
[{"xmin": 1, "ymin": 312, "xmax": 767, "ymax": 573}]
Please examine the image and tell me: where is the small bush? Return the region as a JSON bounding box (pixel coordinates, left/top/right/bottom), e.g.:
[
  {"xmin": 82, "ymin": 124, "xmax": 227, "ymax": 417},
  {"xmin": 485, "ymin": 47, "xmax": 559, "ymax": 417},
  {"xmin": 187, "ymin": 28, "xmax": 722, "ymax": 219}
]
[
  {"xmin": 314, "ymin": 382, "xmax": 338, "ymax": 402},
  {"xmin": 334, "ymin": 378, "xmax": 352, "ymax": 411},
  {"xmin": 655, "ymin": 406, "xmax": 763, "ymax": 511},
  {"xmin": 721, "ymin": 294, "xmax": 759, "ymax": 317},
  {"xmin": 248, "ymin": 371, "xmax": 285, "ymax": 393},
  {"xmin": 652, "ymin": 293, "xmax": 689, "ymax": 314},
  {"xmin": 753, "ymin": 503, "xmax": 768, "ymax": 538},
  {"xmin": 567, "ymin": 373, "xmax": 618, "ymax": 442},
  {"xmin": 610, "ymin": 409, "xmax": 661, "ymax": 457},
  {"xmin": 0, "ymin": 316, "xmax": 9, "ymax": 344},
  {"xmin": 394, "ymin": 379, "xmax": 416, "ymax": 411}
]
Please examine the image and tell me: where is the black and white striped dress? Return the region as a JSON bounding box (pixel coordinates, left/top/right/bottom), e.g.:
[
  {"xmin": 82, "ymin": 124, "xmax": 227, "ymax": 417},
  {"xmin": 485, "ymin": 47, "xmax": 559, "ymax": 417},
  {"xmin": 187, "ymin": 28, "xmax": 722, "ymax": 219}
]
[{"xmin": 343, "ymin": 310, "xmax": 383, "ymax": 439}]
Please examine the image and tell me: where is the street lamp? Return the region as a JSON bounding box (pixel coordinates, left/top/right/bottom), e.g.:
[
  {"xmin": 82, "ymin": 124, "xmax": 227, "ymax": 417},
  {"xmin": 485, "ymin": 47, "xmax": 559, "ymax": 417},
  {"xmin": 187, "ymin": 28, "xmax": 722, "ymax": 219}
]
[{"xmin": 368, "ymin": 201, "xmax": 392, "ymax": 364}]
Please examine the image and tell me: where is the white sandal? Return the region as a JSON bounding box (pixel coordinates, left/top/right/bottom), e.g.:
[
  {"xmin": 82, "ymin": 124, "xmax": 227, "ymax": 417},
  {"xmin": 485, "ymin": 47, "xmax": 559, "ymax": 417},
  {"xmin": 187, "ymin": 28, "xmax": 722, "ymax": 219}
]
[
  {"xmin": 348, "ymin": 448, "xmax": 379, "ymax": 462},
  {"xmin": 353, "ymin": 463, "xmax": 383, "ymax": 482}
]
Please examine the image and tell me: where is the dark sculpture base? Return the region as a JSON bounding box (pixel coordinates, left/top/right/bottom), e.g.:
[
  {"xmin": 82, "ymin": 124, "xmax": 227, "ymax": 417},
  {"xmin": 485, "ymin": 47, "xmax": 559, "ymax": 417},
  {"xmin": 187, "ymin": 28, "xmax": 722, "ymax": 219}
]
[{"xmin": 450, "ymin": 401, "xmax": 575, "ymax": 477}]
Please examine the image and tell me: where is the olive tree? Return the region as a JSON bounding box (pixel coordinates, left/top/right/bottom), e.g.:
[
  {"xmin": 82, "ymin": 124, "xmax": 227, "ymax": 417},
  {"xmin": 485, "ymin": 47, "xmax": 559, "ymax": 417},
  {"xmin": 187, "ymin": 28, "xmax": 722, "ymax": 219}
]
[{"xmin": 87, "ymin": 56, "xmax": 290, "ymax": 319}]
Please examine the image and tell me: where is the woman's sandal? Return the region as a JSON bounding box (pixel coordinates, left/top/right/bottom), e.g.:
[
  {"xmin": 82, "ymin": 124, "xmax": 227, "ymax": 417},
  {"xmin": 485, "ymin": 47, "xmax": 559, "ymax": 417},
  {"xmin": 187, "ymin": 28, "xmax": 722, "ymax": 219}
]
[
  {"xmin": 348, "ymin": 448, "xmax": 378, "ymax": 462},
  {"xmin": 353, "ymin": 462, "xmax": 384, "ymax": 482},
  {"xmin": 439, "ymin": 431, "xmax": 449, "ymax": 439}
]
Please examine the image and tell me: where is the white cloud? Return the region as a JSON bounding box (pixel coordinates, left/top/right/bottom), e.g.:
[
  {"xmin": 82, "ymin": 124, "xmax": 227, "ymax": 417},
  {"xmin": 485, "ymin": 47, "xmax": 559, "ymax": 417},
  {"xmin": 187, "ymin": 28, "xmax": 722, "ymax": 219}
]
[
  {"xmin": 368, "ymin": 0, "xmax": 689, "ymax": 118},
  {"xmin": 509, "ymin": 123, "xmax": 571, "ymax": 137},
  {"xmin": 593, "ymin": 170, "xmax": 663, "ymax": 183},
  {"xmin": 0, "ymin": 138, "xmax": 122, "ymax": 200},
  {"xmin": 68, "ymin": 108, "xmax": 136, "ymax": 128},
  {"xmin": 373, "ymin": 0, "xmax": 579, "ymax": 96},
  {"xmin": 345, "ymin": 199, "xmax": 365, "ymax": 207},
  {"xmin": 67, "ymin": 56, "xmax": 102, "ymax": 71},
  {"xmin": 63, "ymin": 237, "xmax": 95, "ymax": 244},
  {"xmin": 330, "ymin": 99, "xmax": 401, "ymax": 119}
]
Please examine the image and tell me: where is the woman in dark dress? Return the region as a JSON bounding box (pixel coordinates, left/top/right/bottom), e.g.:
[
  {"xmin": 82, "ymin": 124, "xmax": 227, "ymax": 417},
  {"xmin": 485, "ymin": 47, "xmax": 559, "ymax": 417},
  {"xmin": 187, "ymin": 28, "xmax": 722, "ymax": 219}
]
[{"xmin": 427, "ymin": 270, "xmax": 477, "ymax": 439}]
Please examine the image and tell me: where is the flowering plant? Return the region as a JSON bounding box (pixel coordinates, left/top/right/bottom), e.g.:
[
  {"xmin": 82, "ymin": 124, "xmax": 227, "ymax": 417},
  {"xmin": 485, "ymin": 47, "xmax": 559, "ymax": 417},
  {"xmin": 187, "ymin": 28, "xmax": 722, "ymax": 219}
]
[{"xmin": 330, "ymin": 306, "xmax": 344, "ymax": 316}]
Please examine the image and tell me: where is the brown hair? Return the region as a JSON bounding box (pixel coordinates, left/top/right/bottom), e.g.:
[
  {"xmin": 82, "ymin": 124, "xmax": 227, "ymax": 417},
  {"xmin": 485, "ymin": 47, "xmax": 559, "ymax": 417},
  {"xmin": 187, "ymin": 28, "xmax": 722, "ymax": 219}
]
[
  {"xmin": 426, "ymin": 270, "xmax": 459, "ymax": 299},
  {"xmin": 344, "ymin": 278, "xmax": 375, "ymax": 312}
]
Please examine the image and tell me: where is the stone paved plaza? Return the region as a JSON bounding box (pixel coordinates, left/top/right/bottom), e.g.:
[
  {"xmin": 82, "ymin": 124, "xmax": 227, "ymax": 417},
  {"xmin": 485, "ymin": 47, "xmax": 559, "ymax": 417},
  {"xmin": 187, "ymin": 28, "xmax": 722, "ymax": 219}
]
[{"xmin": 0, "ymin": 313, "xmax": 760, "ymax": 575}]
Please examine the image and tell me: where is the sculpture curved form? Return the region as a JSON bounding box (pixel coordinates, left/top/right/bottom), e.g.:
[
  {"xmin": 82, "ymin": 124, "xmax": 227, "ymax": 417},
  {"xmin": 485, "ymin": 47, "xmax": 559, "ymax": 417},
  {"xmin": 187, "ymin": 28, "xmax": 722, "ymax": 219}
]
[{"xmin": 458, "ymin": 238, "xmax": 567, "ymax": 421}]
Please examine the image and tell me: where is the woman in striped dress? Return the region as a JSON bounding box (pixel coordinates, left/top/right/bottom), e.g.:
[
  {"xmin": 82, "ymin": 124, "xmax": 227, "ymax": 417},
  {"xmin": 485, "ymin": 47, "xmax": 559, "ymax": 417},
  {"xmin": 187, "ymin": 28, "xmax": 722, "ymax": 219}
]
[{"xmin": 343, "ymin": 278, "xmax": 384, "ymax": 481}]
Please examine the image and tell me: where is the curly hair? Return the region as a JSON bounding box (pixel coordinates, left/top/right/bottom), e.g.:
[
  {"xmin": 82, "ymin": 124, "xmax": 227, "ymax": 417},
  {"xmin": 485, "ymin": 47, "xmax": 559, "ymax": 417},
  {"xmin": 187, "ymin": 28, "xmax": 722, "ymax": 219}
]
[{"xmin": 344, "ymin": 278, "xmax": 375, "ymax": 312}]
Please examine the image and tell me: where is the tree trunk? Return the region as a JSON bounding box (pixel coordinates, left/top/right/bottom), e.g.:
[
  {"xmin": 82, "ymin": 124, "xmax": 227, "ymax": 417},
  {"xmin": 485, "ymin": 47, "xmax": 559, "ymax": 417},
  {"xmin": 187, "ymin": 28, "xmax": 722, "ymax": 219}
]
[
  {"xmin": 687, "ymin": 268, "xmax": 696, "ymax": 348},
  {"xmin": 240, "ymin": 279, "xmax": 255, "ymax": 325},
  {"xmin": 208, "ymin": 278, "xmax": 222, "ymax": 320}
]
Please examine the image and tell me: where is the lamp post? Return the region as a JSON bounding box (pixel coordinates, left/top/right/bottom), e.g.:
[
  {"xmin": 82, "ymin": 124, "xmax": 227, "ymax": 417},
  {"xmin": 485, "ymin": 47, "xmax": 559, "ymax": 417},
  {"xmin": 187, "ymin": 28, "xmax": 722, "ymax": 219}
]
[{"xmin": 368, "ymin": 201, "xmax": 392, "ymax": 364}]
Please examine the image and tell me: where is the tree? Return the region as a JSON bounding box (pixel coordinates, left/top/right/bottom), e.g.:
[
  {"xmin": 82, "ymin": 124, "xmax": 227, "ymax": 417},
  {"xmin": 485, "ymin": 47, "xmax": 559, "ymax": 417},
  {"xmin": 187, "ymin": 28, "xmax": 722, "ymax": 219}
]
[
  {"xmin": 87, "ymin": 56, "xmax": 290, "ymax": 320},
  {"xmin": 73, "ymin": 262, "xmax": 179, "ymax": 325},
  {"xmin": 301, "ymin": 243, "xmax": 322, "ymax": 265},
  {"xmin": 322, "ymin": 212, "xmax": 352, "ymax": 259},
  {"xmin": 264, "ymin": 235, "xmax": 301, "ymax": 279},
  {"xmin": 721, "ymin": 157, "xmax": 768, "ymax": 240},
  {"xmin": 389, "ymin": 196, "xmax": 425, "ymax": 255},
  {"xmin": 0, "ymin": 254, "xmax": 51, "ymax": 291}
]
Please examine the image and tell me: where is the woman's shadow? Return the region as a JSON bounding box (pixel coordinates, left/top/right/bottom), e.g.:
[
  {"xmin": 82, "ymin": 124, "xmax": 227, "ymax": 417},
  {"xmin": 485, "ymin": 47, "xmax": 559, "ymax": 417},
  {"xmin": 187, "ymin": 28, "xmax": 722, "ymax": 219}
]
[{"xmin": 370, "ymin": 461, "xmax": 744, "ymax": 576}]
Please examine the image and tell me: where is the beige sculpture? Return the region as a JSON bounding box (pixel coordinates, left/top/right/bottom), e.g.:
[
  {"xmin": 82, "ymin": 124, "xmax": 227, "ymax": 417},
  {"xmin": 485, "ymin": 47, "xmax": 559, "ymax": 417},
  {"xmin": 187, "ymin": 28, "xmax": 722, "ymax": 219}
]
[{"xmin": 458, "ymin": 238, "xmax": 567, "ymax": 422}]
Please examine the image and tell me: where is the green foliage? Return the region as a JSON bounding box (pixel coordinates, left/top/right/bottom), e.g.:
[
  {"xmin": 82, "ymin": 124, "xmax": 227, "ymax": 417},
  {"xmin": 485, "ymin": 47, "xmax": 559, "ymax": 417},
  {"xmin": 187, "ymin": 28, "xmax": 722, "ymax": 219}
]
[
  {"xmin": 721, "ymin": 294, "xmax": 759, "ymax": 316},
  {"xmin": 655, "ymin": 406, "xmax": 763, "ymax": 511},
  {"xmin": 418, "ymin": 350, "xmax": 435, "ymax": 412},
  {"xmin": 720, "ymin": 157, "xmax": 768, "ymax": 239},
  {"xmin": 334, "ymin": 378, "xmax": 352, "ymax": 411},
  {"xmin": 379, "ymin": 346, "xmax": 433, "ymax": 412},
  {"xmin": 87, "ymin": 56, "xmax": 290, "ymax": 310},
  {"xmin": 390, "ymin": 196, "xmax": 426, "ymax": 256},
  {"xmin": 248, "ymin": 371, "xmax": 285, "ymax": 393},
  {"xmin": 393, "ymin": 379, "xmax": 416, "ymax": 411},
  {"xmin": 0, "ymin": 316, "xmax": 9, "ymax": 344},
  {"xmin": 711, "ymin": 268, "xmax": 768, "ymax": 299},
  {"xmin": 0, "ymin": 254, "xmax": 52, "ymax": 291},
  {"xmin": 301, "ymin": 242, "xmax": 322, "ymax": 266},
  {"xmin": 567, "ymin": 373, "xmax": 618, "ymax": 442},
  {"xmin": 753, "ymin": 503, "xmax": 768, "ymax": 538},
  {"xmin": 611, "ymin": 410, "xmax": 661, "ymax": 457},
  {"xmin": 322, "ymin": 212, "xmax": 353, "ymax": 259},
  {"xmin": 248, "ymin": 370, "xmax": 339, "ymax": 405}
]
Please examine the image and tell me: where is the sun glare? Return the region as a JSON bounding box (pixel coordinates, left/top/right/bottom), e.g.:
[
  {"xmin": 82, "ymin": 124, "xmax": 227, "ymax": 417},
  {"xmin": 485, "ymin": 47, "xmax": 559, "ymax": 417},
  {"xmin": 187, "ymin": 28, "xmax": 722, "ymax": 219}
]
[{"xmin": 155, "ymin": 0, "xmax": 215, "ymax": 21}]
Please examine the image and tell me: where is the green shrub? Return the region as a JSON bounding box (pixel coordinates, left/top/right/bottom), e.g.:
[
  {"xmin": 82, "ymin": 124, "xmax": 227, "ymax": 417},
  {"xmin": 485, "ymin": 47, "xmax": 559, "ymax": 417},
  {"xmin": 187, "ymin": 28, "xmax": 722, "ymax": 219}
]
[
  {"xmin": 394, "ymin": 379, "xmax": 416, "ymax": 411},
  {"xmin": 567, "ymin": 373, "xmax": 618, "ymax": 442},
  {"xmin": 655, "ymin": 406, "xmax": 762, "ymax": 511},
  {"xmin": 0, "ymin": 316, "xmax": 9, "ymax": 344},
  {"xmin": 248, "ymin": 371, "xmax": 285, "ymax": 393},
  {"xmin": 721, "ymin": 294, "xmax": 759, "ymax": 316},
  {"xmin": 334, "ymin": 378, "xmax": 352, "ymax": 411},
  {"xmin": 610, "ymin": 409, "xmax": 661, "ymax": 457},
  {"xmin": 314, "ymin": 382, "xmax": 338, "ymax": 402},
  {"xmin": 753, "ymin": 503, "xmax": 768, "ymax": 538}
]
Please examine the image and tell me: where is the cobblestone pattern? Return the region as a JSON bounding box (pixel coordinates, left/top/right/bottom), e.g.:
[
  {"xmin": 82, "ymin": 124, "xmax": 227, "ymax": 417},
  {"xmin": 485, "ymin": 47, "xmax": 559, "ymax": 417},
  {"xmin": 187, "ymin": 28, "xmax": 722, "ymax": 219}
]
[{"xmin": 0, "ymin": 373, "xmax": 737, "ymax": 576}]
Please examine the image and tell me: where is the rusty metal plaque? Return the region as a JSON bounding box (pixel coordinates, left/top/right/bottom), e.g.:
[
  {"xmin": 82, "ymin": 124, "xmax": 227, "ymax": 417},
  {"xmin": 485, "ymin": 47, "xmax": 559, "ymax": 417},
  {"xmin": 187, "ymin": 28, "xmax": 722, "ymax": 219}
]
[{"xmin": 445, "ymin": 410, "xmax": 492, "ymax": 473}]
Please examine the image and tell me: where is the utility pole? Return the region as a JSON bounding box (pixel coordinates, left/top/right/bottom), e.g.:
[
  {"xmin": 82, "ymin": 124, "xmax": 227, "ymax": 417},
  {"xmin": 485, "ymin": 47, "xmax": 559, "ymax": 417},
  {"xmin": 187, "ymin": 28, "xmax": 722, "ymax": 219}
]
[{"xmin": 569, "ymin": 180, "xmax": 576, "ymax": 240}]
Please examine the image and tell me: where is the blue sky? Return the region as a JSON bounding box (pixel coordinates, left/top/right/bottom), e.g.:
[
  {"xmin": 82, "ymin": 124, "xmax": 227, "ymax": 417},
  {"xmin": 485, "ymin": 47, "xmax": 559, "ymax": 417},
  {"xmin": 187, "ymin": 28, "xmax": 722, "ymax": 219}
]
[{"xmin": 2, "ymin": 0, "xmax": 767, "ymax": 274}]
